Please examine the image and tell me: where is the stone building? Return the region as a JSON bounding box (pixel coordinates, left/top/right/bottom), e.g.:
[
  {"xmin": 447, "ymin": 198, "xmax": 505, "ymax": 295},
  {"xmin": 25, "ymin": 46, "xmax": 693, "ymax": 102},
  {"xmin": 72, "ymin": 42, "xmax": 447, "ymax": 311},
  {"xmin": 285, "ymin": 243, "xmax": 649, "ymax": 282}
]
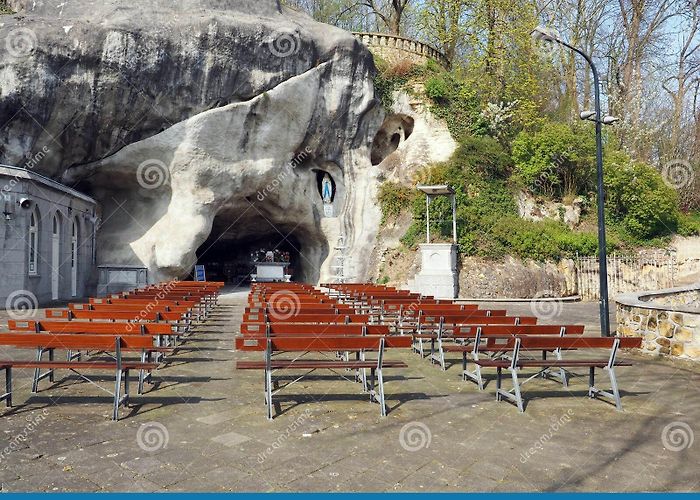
[{"xmin": 0, "ymin": 165, "xmax": 97, "ymax": 306}]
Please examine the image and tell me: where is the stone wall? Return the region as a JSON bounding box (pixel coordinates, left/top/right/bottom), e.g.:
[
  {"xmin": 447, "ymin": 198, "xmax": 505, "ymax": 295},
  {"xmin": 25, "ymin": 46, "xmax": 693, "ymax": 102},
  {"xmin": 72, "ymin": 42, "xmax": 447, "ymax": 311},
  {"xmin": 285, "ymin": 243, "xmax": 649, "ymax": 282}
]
[
  {"xmin": 616, "ymin": 285, "xmax": 700, "ymax": 361},
  {"xmin": 352, "ymin": 32, "xmax": 449, "ymax": 68}
]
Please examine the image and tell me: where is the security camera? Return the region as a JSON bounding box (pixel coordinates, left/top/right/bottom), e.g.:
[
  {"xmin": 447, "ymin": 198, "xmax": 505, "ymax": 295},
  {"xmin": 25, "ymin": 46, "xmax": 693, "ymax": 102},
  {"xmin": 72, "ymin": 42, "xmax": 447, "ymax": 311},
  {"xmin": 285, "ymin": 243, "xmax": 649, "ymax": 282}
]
[{"xmin": 18, "ymin": 198, "xmax": 32, "ymax": 209}]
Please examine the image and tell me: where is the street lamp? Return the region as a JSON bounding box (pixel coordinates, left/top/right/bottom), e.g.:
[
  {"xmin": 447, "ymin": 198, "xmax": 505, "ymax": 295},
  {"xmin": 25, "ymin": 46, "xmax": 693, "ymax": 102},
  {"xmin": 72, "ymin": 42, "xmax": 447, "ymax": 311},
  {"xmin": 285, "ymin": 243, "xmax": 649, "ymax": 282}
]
[{"xmin": 533, "ymin": 26, "xmax": 616, "ymax": 337}]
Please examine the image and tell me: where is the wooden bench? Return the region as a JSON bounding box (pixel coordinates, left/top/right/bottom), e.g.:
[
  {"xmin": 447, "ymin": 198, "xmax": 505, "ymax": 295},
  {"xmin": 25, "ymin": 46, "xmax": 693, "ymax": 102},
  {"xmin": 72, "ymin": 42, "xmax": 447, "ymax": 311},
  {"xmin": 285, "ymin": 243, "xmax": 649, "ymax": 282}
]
[
  {"xmin": 434, "ymin": 324, "xmax": 586, "ymax": 387},
  {"xmin": 88, "ymin": 297, "xmax": 208, "ymax": 323},
  {"xmin": 9, "ymin": 319, "xmax": 175, "ymax": 342},
  {"xmin": 0, "ymin": 334, "xmax": 159, "ymax": 420},
  {"xmin": 8, "ymin": 319, "xmax": 174, "ymax": 376},
  {"xmin": 413, "ymin": 324, "xmax": 584, "ymax": 372},
  {"xmin": 235, "ymin": 335, "xmax": 411, "ymax": 419},
  {"xmin": 472, "ymin": 336, "xmax": 642, "ymax": 412}
]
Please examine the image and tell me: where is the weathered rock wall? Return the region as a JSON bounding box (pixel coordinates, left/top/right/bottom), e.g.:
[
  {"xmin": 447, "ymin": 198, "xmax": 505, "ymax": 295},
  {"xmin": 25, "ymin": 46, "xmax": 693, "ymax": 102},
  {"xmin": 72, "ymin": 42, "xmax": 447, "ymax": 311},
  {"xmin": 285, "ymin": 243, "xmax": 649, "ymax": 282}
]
[
  {"xmin": 0, "ymin": 0, "xmax": 384, "ymax": 283},
  {"xmin": 458, "ymin": 256, "xmax": 578, "ymax": 298}
]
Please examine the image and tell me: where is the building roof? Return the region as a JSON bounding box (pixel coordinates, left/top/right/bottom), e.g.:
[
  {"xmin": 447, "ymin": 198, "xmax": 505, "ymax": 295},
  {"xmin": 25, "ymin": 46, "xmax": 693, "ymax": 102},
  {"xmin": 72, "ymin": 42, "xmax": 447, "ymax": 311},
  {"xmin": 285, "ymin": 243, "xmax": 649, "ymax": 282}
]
[{"xmin": 0, "ymin": 164, "xmax": 96, "ymax": 205}]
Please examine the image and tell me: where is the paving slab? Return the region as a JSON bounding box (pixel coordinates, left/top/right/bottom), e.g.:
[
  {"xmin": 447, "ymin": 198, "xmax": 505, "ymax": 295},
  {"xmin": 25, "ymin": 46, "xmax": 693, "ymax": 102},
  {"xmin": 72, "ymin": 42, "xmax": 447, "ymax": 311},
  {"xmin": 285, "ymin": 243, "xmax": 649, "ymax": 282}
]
[{"xmin": 0, "ymin": 289, "xmax": 698, "ymax": 491}]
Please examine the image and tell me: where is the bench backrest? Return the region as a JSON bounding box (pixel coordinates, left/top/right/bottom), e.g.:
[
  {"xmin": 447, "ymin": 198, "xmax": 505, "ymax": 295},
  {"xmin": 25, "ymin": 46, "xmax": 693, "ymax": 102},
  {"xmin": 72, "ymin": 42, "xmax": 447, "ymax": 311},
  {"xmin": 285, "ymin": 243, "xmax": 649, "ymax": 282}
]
[
  {"xmin": 70, "ymin": 303, "xmax": 192, "ymax": 313},
  {"xmin": 244, "ymin": 306, "xmax": 353, "ymax": 315},
  {"xmin": 0, "ymin": 333, "xmax": 154, "ymax": 350},
  {"xmin": 453, "ymin": 324, "xmax": 585, "ymax": 336},
  {"xmin": 241, "ymin": 324, "xmax": 390, "ymax": 336},
  {"xmin": 416, "ymin": 311, "xmax": 508, "ymax": 321},
  {"xmin": 243, "ymin": 313, "xmax": 371, "ymax": 324},
  {"xmin": 487, "ymin": 336, "xmax": 642, "ymax": 350},
  {"xmin": 424, "ymin": 317, "xmax": 537, "ymax": 326},
  {"xmin": 89, "ymin": 298, "xmax": 200, "ymax": 307},
  {"xmin": 235, "ymin": 335, "xmax": 412, "ymax": 352},
  {"xmin": 390, "ymin": 304, "xmax": 478, "ymax": 313},
  {"xmin": 47, "ymin": 310, "xmax": 184, "ymax": 322},
  {"xmin": 8, "ymin": 320, "xmax": 172, "ymax": 335}
]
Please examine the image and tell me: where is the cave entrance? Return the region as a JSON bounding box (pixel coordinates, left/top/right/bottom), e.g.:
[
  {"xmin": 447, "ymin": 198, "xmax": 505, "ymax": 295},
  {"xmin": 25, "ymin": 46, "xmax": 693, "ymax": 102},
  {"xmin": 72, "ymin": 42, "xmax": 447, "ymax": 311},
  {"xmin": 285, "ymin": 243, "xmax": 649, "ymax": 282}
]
[
  {"xmin": 195, "ymin": 232, "xmax": 305, "ymax": 285},
  {"xmin": 192, "ymin": 204, "xmax": 332, "ymax": 286}
]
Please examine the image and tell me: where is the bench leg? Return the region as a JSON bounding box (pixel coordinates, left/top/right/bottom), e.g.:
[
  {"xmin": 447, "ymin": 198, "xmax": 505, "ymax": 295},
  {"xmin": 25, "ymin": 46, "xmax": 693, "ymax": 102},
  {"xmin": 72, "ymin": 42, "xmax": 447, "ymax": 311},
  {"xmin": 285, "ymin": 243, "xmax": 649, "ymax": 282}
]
[
  {"xmin": 265, "ymin": 368, "xmax": 274, "ymax": 421},
  {"xmin": 606, "ymin": 366, "xmax": 623, "ymax": 411},
  {"xmin": 48, "ymin": 348, "xmax": 55, "ymax": 382},
  {"xmin": 377, "ymin": 368, "xmax": 387, "ymax": 417},
  {"xmin": 588, "ymin": 366, "xmax": 596, "ymax": 398},
  {"xmin": 32, "ymin": 347, "xmax": 43, "ymax": 393},
  {"xmin": 1, "ymin": 367, "xmax": 12, "ymax": 408},
  {"xmin": 123, "ymin": 368, "xmax": 131, "ymax": 410},
  {"xmin": 495, "ymin": 367, "xmax": 502, "ymax": 401},
  {"xmin": 438, "ymin": 341, "xmax": 446, "ymax": 371},
  {"xmin": 511, "ymin": 369, "xmax": 525, "ymax": 413},
  {"xmin": 359, "ymin": 351, "xmax": 368, "ymax": 393},
  {"xmin": 138, "ymin": 351, "xmax": 146, "ymax": 395},
  {"xmin": 112, "ymin": 368, "xmax": 122, "ymax": 421},
  {"xmin": 589, "ymin": 366, "xmax": 623, "ymax": 411}
]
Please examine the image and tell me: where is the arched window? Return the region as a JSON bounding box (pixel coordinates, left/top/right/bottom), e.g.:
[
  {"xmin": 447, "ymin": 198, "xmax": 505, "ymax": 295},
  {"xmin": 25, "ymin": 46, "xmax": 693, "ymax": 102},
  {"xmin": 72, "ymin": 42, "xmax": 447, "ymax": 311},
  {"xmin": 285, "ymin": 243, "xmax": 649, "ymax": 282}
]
[
  {"xmin": 71, "ymin": 217, "xmax": 80, "ymax": 296},
  {"xmin": 28, "ymin": 207, "xmax": 40, "ymax": 275},
  {"xmin": 51, "ymin": 212, "xmax": 62, "ymax": 300}
]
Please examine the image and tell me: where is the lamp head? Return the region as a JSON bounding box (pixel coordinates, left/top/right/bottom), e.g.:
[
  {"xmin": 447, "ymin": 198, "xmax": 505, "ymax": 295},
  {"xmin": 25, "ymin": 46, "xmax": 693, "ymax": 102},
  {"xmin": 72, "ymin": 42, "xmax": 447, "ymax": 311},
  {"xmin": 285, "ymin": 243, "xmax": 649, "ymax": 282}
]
[
  {"xmin": 603, "ymin": 116, "xmax": 620, "ymax": 125},
  {"xmin": 532, "ymin": 26, "xmax": 557, "ymax": 43},
  {"xmin": 580, "ymin": 111, "xmax": 596, "ymax": 121}
]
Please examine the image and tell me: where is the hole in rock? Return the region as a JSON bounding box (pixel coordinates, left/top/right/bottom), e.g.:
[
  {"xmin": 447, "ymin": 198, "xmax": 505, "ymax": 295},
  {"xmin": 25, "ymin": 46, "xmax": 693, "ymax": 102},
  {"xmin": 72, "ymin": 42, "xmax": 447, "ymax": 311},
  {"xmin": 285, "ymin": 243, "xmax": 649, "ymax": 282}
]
[
  {"xmin": 195, "ymin": 212, "xmax": 328, "ymax": 285},
  {"xmin": 370, "ymin": 113, "xmax": 415, "ymax": 165}
]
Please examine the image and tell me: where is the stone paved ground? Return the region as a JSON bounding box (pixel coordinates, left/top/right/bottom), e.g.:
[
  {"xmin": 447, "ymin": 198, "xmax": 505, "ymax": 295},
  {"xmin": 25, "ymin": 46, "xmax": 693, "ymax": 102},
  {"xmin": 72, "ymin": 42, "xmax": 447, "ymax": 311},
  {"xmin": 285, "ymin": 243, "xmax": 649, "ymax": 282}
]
[{"xmin": 0, "ymin": 289, "xmax": 698, "ymax": 492}]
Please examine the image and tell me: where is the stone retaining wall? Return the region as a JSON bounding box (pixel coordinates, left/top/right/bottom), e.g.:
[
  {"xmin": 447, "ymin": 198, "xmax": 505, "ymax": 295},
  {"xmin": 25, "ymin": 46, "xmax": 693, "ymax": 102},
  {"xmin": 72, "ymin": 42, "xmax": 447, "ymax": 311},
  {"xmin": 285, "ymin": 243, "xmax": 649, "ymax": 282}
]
[{"xmin": 616, "ymin": 285, "xmax": 700, "ymax": 360}]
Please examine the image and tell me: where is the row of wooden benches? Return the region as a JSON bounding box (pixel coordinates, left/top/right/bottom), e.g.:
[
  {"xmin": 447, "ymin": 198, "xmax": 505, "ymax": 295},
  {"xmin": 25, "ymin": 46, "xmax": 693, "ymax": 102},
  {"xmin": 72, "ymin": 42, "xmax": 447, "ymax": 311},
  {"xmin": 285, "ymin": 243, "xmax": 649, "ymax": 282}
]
[
  {"xmin": 0, "ymin": 281, "xmax": 223, "ymax": 420},
  {"xmin": 236, "ymin": 282, "xmax": 642, "ymax": 418},
  {"xmin": 328, "ymin": 284, "xmax": 643, "ymax": 412}
]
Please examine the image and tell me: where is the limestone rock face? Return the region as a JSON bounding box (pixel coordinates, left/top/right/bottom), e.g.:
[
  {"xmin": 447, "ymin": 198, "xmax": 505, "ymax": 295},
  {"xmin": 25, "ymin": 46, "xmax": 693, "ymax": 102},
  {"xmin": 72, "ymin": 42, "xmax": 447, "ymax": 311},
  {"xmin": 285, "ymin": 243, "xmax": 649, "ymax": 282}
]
[
  {"xmin": 1, "ymin": 0, "xmax": 383, "ymax": 282},
  {"xmin": 516, "ymin": 191, "xmax": 583, "ymax": 228},
  {"xmin": 374, "ymin": 90, "xmax": 457, "ymax": 183}
]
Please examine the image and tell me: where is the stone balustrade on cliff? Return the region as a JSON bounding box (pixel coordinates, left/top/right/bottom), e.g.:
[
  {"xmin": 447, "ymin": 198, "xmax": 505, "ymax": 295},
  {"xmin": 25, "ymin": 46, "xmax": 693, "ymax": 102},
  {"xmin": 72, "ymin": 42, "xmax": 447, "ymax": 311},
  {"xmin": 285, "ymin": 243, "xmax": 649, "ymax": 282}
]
[{"xmin": 352, "ymin": 32, "xmax": 450, "ymax": 69}]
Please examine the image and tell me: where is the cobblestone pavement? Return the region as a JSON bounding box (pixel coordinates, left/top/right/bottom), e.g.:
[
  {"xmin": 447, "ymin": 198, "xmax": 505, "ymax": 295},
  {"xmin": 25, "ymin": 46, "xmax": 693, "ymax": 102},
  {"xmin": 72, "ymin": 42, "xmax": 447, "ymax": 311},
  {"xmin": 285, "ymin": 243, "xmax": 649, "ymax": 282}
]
[{"xmin": 0, "ymin": 290, "xmax": 698, "ymax": 492}]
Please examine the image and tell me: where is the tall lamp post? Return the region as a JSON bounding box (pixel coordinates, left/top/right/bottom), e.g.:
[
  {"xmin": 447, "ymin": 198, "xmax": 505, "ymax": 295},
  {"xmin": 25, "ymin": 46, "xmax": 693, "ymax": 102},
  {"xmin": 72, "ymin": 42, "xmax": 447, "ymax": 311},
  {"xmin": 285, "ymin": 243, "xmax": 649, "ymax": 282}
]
[{"xmin": 532, "ymin": 27, "xmax": 618, "ymax": 337}]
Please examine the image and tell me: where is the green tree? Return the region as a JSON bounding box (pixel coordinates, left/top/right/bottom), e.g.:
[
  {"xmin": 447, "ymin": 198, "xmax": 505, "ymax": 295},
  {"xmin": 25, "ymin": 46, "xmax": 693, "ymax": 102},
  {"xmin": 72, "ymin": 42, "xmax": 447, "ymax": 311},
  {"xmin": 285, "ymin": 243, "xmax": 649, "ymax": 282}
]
[
  {"xmin": 604, "ymin": 152, "xmax": 681, "ymax": 240},
  {"xmin": 512, "ymin": 121, "xmax": 596, "ymax": 198}
]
